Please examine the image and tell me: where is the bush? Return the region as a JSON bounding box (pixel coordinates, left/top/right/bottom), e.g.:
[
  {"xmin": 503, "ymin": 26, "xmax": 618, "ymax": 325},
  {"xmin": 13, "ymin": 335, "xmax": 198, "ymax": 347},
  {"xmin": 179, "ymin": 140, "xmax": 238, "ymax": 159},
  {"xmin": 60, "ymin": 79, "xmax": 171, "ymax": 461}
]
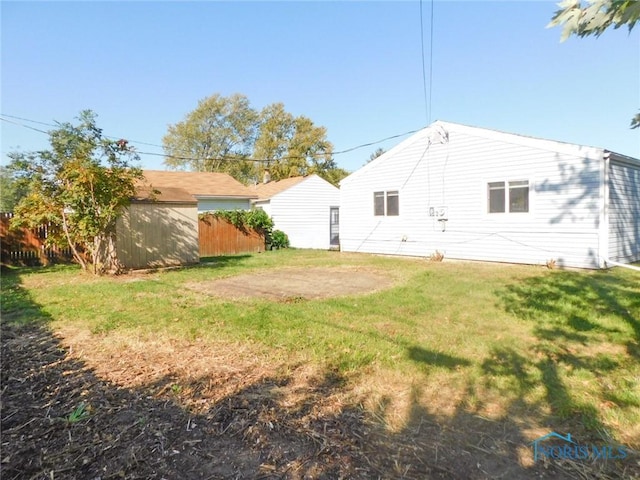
[{"xmin": 268, "ymin": 230, "xmax": 290, "ymax": 250}]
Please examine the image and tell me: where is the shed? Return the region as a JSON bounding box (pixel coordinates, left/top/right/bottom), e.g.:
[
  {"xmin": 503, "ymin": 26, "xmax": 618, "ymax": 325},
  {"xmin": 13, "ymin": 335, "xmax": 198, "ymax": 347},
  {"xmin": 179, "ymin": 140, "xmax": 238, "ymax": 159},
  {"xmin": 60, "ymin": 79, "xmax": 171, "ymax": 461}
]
[
  {"xmin": 339, "ymin": 121, "xmax": 640, "ymax": 269},
  {"xmin": 116, "ymin": 186, "xmax": 199, "ymax": 269},
  {"xmin": 252, "ymin": 174, "xmax": 340, "ymax": 250},
  {"xmin": 141, "ymin": 170, "xmax": 258, "ymax": 212}
]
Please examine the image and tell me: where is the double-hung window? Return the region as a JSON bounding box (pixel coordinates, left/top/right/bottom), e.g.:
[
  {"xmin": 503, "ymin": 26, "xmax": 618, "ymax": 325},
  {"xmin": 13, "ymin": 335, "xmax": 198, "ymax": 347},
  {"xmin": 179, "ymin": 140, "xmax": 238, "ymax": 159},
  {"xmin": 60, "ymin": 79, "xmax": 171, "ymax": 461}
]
[
  {"xmin": 487, "ymin": 180, "xmax": 529, "ymax": 213},
  {"xmin": 373, "ymin": 190, "xmax": 399, "ymax": 216}
]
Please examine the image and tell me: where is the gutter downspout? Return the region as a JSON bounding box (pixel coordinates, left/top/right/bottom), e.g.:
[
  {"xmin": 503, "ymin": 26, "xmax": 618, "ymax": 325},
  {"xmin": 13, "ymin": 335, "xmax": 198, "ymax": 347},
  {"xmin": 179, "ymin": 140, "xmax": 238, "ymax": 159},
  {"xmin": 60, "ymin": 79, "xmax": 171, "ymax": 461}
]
[
  {"xmin": 597, "ymin": 152, "xmax": 610, "ymax": 269},
  {"xmin": 603, "ymin": 258, "xmax": 640, "ymax": 272}
]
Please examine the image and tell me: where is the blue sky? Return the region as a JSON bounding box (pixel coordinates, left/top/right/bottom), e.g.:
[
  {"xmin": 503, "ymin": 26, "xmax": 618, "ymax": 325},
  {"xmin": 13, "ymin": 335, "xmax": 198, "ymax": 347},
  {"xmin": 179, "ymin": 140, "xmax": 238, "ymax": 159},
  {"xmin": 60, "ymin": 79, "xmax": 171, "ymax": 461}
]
[{"xmin": 2, "ymin": 1, "xmax": 639, "ymax": 174}]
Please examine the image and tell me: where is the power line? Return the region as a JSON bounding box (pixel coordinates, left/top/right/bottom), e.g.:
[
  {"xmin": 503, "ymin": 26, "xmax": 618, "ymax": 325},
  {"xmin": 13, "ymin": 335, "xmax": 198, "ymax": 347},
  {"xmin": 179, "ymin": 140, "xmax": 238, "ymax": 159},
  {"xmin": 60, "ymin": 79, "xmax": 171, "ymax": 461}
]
[
  {"xmin": 419, "ymin": 0, "xmax": 435, "ymax": 124},
  {"xmin": 1, "ymin": 112, "xmax": 423, "ymax": 164},
  {"xmin": 0, "ymin": 116, "xmax": 50, "ymax": 135}
]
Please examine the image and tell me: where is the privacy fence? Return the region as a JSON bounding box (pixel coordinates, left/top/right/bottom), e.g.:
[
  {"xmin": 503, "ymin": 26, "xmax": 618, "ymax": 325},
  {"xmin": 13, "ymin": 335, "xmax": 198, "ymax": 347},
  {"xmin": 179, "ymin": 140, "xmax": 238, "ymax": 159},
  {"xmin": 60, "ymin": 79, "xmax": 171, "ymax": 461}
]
[
  {"xmin": 0, "ymin": 213, "xmax": 73, "ymax": 266},
  {"xmin": 199, "ymin": 214, "xmax": 265, "ymax": 257},
  {"xmin": 1, "ymin": 212, "xmax": 265, "ymax": 268}
]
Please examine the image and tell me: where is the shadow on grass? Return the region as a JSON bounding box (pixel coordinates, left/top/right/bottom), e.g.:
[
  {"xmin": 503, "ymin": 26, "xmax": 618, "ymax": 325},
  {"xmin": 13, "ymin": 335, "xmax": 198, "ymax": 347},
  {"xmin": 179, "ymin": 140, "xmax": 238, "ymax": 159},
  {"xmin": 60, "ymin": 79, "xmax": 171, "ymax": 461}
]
[
  {"xmin": 199, "ymin": 254, "xmax": 253, "ymax": 267},
  {"xmin": 491, "ymin": 268, "xmax": 640, "ymax": 443},
  {"xmin": 2, "ymin": 267, "xmax": 638, "ymax": 479}
]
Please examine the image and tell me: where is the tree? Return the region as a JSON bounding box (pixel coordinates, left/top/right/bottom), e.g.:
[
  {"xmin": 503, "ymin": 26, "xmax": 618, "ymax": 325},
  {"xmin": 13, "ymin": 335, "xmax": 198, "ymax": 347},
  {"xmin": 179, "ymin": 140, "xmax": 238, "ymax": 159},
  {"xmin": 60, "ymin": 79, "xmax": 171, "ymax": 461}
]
[
  {"xmin": 163, "ymin": 93, "xmax": 258, "ymax": 180},
  {"xmin": 163, "ymin": 93, "xmax": 347, "ymax": 184},
  {"xmin": 549, "ymin": 0, "xmax": 640, "ymax": 128},
  {"xmin": 0, "ymin": 165, "xmax": 29, "ymax": 212},
  {"xmin": 366, "ymin": 147, "xmax": 386, "ymax": 164},
  {"xmin": 8, "ymin": 111, "xmax": 143, "ymax": 275}
]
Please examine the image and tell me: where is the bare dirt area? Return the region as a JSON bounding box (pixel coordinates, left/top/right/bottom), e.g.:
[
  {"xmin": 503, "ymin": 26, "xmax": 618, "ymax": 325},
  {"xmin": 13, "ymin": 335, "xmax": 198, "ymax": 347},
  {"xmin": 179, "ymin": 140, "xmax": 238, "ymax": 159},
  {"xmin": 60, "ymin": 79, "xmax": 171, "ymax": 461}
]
[
  {"xmin": 186, "ymin": 266, "xmax": 395, "ymax": 300},
  {"xmin": 3, "ymin": 320, "xmax": 639, "ymax": 479}
]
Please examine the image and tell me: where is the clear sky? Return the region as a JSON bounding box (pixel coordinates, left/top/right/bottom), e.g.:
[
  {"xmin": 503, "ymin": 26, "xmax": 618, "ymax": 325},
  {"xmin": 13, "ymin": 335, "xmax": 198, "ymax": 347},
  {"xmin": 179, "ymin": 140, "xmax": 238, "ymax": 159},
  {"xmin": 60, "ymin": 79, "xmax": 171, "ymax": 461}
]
[{"xmin": 2, "ymin": 1, "xmax": 639, "ymax": 174}]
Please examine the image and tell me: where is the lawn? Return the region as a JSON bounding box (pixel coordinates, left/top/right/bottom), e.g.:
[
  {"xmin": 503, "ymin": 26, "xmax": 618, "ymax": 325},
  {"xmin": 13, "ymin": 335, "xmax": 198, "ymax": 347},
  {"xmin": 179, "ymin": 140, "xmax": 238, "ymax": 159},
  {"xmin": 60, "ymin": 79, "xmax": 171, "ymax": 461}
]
[{"xmin": 2, "ymin": 249, "xmax": 639, "ymax": 479}]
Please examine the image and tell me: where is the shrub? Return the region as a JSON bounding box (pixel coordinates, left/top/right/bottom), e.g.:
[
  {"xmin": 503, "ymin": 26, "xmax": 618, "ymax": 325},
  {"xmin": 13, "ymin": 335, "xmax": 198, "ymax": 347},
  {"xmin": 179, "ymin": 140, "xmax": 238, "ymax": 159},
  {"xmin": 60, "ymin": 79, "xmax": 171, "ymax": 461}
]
[{"xmin": 268, "ymin": 230, "xmax": 290, "ymax": 249}]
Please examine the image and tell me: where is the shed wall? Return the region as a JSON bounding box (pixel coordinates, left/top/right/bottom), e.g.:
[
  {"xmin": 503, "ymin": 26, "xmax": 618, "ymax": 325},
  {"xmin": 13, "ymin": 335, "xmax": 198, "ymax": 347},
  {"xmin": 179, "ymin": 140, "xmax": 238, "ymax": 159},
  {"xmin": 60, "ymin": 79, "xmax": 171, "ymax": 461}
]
[{"xmin": 116, "ymin": 203, "xmax": 199, "ymax": 269}]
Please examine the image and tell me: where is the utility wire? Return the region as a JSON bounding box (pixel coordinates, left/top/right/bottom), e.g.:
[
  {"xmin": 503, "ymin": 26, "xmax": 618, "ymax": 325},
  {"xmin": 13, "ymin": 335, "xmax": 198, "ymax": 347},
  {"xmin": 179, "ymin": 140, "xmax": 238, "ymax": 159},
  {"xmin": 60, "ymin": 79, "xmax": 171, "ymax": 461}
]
[
  {"xmin": 1, "ymin": 112, "xmax": 422, "ymax": 164},
  {"xmin": 419, "ymin": 0, "xmax": 435, "ymax": 124}
]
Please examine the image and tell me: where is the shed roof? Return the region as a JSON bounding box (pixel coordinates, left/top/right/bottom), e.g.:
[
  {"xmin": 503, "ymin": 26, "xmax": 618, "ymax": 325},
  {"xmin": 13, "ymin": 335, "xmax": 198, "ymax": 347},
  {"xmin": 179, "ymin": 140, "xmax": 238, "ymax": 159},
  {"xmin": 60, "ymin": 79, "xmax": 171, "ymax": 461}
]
[
  {"xmin": 132, "ymin": 185, "xmax": 196, "ymax": 204},
  {"xmin": 141, "ymin": 170, "xmax": 258, "ymax": 199},
  {"xmin": 251, "ymin": 176, "xmax": 307, "ymax": 200}
]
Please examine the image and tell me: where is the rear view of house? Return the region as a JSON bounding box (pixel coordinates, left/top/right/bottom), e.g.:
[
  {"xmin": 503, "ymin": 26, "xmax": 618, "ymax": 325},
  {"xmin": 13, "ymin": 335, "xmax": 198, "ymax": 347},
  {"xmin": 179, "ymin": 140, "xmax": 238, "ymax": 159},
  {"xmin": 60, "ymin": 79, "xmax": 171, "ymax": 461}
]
[
  {"xmin": 340, "ymin": 121, "xmax": 640, "ymax": 269},
  {"xmin": 252, "ymin": 174, "xmax": 340, "ymax": 250}
]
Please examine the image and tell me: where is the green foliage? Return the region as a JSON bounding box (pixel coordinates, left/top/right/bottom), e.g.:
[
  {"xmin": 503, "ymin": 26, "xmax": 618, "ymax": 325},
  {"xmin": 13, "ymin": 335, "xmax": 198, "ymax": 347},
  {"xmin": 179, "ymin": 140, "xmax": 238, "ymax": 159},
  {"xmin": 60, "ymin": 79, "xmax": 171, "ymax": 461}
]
[
  {"xmin": 0, "ymin": 165, "xmax": 29, "ymax": 212},
  {"xmin": 163, "ymin": 93, "xmax": 347, "ymax": 183},
  {"xmin": 268, "ymin": 229, "xmax": 290, "ymax": 249},
  {"xmin": 163, "ymin": 93, "xmax": 258, "ymax": 180},
  {"xmin": 66, "ymin": 403, "xmax": 89, "ymax": 424},
  {"xmin": 549, "ymin": 0, "xmax": 639, "ymax": 41},
  {"xmin": 203, "ymin": 209, "xmax": 274, "ymax": 234},
  {"xmin": 8, "ymin": 110, "xmax": 143, "ymax": 274}
]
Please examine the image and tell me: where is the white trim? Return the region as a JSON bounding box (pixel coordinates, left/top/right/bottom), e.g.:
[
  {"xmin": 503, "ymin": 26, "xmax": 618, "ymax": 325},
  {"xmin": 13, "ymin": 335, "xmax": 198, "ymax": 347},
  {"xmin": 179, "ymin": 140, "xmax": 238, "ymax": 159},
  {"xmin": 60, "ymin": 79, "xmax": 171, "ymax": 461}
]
[{"xmin": 598, "ymin": 152, "xmax": 609, "ymax": 268}]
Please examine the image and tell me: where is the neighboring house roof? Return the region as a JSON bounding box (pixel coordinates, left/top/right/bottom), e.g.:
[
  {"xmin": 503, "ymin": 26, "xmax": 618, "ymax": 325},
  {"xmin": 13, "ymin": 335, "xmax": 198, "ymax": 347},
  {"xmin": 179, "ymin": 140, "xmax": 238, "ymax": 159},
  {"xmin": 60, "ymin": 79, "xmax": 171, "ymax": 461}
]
[
  {"xmin": 132, "ymin": 185, "xmax": 196, "ymax": 204},
  {"xmin": 251, "ymin": 176, "xmax": 308, "ymax": 201},
  {"xmin": 141, "ymin": 170, "xmax": 258, "ymax": 199}
]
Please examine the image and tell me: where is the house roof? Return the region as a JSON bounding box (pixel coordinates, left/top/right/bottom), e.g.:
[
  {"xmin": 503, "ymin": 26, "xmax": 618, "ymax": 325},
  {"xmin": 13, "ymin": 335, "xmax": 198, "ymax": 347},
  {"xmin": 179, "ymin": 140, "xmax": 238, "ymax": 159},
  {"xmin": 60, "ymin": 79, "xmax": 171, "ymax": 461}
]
[
  {"xmin": 132, "ymin": 185, "xmax": 196, "ymax": 204},
  {"xmin": 141, "ymin": 170, "xmax": 258, "ymax": 199},
  {"xmin": 251, "ymin": 175, "xmax": 307, "ymax": 200},
  {"xmin": 341, "ymin": 120, "xmax": 639, "ymax": 186}
]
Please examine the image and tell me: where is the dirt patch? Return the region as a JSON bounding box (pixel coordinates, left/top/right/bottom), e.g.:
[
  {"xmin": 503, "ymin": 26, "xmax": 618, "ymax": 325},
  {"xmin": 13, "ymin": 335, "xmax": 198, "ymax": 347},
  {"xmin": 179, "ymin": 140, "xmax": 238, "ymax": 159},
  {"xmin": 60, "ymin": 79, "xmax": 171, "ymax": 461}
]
[{"xmin": 186, "ymin": 266, "xmax": 394, "ymax": 300}]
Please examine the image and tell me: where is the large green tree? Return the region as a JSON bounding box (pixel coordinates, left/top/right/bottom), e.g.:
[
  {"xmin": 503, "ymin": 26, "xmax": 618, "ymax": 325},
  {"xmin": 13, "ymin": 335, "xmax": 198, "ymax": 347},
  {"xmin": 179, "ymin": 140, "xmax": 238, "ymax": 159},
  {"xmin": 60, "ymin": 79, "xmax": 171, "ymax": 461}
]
[
  {"xmin": 9, "ymin": 111, "xmax": 143, "ymax": 275},
  {"xmin": 549, "ymin": 0, "xmax": 640, "ymax": 127},
  {"xmin": 163, "ymin": 93, "xmax": 258, "ymax": 179},
  {"xmin": 163, "ymin": 94, "xmax": 348, "ymax": 185}
]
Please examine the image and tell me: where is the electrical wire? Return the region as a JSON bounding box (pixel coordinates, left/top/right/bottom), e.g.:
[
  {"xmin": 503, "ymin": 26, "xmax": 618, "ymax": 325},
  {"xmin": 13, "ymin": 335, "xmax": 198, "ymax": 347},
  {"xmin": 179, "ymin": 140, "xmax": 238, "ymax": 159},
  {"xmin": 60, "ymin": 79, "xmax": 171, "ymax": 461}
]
[
  {"xmin": 0, "ymin": 113, "xmax": 423, "ymax": 164},
  {"xmin": 419, "ymin": 0, "xmax": 435, "ymax": 124}
]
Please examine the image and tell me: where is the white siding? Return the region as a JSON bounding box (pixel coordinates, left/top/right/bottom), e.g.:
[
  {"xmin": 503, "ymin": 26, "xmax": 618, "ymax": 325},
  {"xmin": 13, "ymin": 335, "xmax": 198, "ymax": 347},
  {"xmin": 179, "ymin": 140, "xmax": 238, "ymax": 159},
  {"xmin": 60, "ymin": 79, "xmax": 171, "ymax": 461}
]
[
  {"xmin": 340, "ymin": 122, "xmax": 605, "ymax": 269},
  {"xmin": 197, "ymin": 198, "xmax": 251, "ymax": 212},
  {"xmin": 608, "ymin": 159, "xmax": 640, "ymax": 263},
  {"xmin": 268, "ymin": 175, "xmax": 339, "ymax": 249}
]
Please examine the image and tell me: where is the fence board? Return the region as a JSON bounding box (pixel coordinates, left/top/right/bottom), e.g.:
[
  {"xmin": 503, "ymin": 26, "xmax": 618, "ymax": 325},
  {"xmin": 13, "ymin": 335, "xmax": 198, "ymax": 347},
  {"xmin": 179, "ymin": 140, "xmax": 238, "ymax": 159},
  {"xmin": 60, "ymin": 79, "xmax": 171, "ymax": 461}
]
[
  {"xmin": 0, "ymin": 213, "xmax": 73, "ymax": 265},
  {"xmin": 199, "ymin": 214, "xmax": 265, "ymax": 257}
]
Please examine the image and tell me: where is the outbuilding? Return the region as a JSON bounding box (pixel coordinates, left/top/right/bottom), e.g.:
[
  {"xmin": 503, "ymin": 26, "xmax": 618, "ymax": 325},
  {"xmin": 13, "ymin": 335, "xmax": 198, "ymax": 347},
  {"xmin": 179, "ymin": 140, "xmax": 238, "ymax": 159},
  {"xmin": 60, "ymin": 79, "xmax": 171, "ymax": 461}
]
[{"xmin": 252, "ymin": 174, "xmax": 340, "ymax": 250}]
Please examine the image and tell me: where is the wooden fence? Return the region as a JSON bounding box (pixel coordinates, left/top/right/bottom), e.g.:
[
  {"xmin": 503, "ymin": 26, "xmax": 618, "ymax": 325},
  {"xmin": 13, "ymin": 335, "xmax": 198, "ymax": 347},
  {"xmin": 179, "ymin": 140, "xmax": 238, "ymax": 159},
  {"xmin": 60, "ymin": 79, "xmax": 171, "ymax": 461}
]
[
  {"xmin": 0, "ymin": 213, "xmax": 73, "ymax": 266},
  {"xmin": 199, "ymin": 214, "xmax": 265, "ymax": 257}
]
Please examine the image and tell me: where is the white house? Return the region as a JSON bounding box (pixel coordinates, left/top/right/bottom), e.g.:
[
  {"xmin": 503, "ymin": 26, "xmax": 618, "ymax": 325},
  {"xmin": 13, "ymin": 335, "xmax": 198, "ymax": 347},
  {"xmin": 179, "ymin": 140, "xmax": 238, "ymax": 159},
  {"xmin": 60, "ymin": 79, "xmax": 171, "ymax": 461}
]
[
  {"xmin": 252, "ymin": 174, "xmax": 340, "ymax": 250},
  {"xmin": 340, "ymin": 121, "xmax": 640, "ymax": 269},
  {"xmin": 141, "ymin": 170, "xmax": 257, "ymax": 212}
]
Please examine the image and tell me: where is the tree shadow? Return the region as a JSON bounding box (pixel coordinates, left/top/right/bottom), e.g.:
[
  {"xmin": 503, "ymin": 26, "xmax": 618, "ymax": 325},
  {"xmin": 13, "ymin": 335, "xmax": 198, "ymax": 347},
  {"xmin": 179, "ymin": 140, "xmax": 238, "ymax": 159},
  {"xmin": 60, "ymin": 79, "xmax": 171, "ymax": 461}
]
[
  {"xmin": 3, "ymin": 268, "xmax": 638, "ymax": 479},
  {"xmin": 490, "ymin": 269, "xmax": 640, "ymax": 450}
]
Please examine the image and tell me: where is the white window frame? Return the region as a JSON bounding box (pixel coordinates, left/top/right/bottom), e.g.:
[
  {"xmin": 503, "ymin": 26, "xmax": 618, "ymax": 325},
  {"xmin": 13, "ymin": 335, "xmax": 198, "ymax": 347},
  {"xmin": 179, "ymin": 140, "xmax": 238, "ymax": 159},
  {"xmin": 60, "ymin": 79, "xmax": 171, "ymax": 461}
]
[
  {"xmin": 373, "ymin": 190, "xmax": 400, "ymax": 217},
  {"xmin": 485, "ymin": 179, "xmax": 532, "ymax": 215}
]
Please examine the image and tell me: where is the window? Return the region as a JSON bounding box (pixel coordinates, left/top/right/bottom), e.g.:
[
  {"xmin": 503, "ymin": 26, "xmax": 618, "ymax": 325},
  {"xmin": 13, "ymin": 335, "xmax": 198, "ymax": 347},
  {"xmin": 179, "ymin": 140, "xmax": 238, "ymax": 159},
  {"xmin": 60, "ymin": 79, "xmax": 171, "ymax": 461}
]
[
  {"xmin": 386, "ymin": 191, "xmax": 399, "ymax": 216},
  {"xmin": 487, "ymin": 180, "xmax": 529, "ymax": 213},
  {"xmin": 374, "ymin": 192, "xmax": 385, "ymax": 216},
  {"xmin": 488, "ymin": 182, "xmax": 506, "ymax": 213},
  {"xmin": 374, "ymin": 190, "xmax": 399, "ymax": 216}
]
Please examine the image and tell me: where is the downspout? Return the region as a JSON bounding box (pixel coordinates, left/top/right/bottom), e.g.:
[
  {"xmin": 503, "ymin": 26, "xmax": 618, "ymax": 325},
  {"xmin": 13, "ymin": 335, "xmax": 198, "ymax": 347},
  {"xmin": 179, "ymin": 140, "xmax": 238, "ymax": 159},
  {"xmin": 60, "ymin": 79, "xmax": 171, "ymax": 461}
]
[
  {"xmin": 603, "ymin": 258, "xmax": 640, "ymax": 272},
  {"xmin": 597, "ymin": 151, "xmax": 609, "ymax": 269}
]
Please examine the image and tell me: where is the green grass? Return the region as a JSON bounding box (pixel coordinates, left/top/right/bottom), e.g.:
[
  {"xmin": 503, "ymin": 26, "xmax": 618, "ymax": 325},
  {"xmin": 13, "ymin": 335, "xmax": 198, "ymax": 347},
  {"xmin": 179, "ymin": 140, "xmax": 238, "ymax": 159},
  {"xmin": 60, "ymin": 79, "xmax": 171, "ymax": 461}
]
[{"xmin": 2, "ymin": 250, "xmax": 639, "ymax": 446}]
